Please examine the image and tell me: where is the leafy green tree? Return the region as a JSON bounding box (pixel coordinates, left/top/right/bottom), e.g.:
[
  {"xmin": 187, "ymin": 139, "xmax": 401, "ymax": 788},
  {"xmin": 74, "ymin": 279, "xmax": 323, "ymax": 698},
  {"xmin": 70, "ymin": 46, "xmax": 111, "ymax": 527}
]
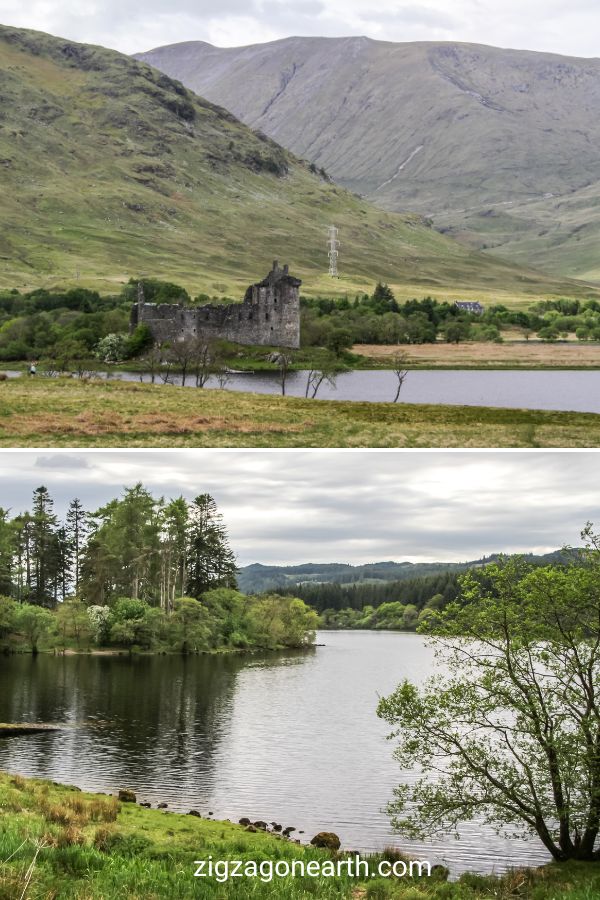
[
  {"xmin": 371, "ymin": 282, "xmax": 398, "ymax": 312},
  {"xmin": 87, "ymin": 605, "xmax": 112, "ymax": 644},
  {"xmin": 95, "ymin": 333, "xmax": 128, "ymax": 365},
  {"xmin": 201, "ymin": 588, "xmax": 247, "ymax": 646},
  {"xmin": 127, "ymin": 323, "xmax": 153, "ymax": 357},
  {"xmin": 109, "ymin": 598, "xmax": 165, "ymax": 651},
  {"xmin": 169, "ymin": 597, "xmax": 212, "ymax": 653},
  {"xmin": 324, "ymin": 326, "xmax": 353, "ymax": 356},
  {"xmin": 0, "ymin": 595, "xmax": 16, "ymax": 646},
  {"xmin": 537, "ymin": 326, "xmax": 559, "ymax": 342},
  {"xmin": 14, "ymin": 603, "xmax": 54, "ymax": 653},
  {"xmin": 54, "ymin": 599, "xmax": 93, "ymax": 650},
  {"xmin": 246, "ymin": 594, "xmax": 318, "ymax": 649},
  {"xmin": 443, "ymin": 320, "xmax": 471, "ymax": 344},
  {"xmin": 377, "ymin": 533, "xmax": 600, "ymax": 862},
  {"xmin": 279, "ymin": 596, "xmax": 319, "ymax": 646},
  {"xmin": 401, "ymin": 603, "xmax": 419, "ymax": 629}
]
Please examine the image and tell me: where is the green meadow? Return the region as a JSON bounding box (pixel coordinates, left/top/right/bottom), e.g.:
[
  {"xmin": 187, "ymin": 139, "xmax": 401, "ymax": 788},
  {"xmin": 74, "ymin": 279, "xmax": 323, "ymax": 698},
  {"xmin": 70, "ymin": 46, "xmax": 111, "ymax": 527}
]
[{"xmin": 0, "ymin": 377, "xmax": 598, "ymax": 447}]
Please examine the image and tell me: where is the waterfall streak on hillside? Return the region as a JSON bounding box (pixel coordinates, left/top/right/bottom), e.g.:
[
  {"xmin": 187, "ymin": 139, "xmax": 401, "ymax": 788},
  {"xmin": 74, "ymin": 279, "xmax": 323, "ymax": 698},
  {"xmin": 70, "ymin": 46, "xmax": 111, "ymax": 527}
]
[{"xmin": 375, "ymin": 145, "xmax": 424, "ymax": 191}]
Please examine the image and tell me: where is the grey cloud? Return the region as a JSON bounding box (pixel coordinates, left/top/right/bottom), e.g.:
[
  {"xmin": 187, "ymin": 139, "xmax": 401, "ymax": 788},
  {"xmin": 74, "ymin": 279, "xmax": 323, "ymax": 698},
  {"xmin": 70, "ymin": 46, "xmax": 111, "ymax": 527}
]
[
  {"xmin": 0, "ymin": 451, "xmax": 597, "ymax": 567},
  {"xmin": 34, "ymin": 453, "xmax": 91, "ymax": 470},
  {"xmin": 360, "ymin": 5, "xmax": 459, "ymax": 30},
  {"xmin": 2, "ymin": 0, "xmax": 600, "ymax": 57}
]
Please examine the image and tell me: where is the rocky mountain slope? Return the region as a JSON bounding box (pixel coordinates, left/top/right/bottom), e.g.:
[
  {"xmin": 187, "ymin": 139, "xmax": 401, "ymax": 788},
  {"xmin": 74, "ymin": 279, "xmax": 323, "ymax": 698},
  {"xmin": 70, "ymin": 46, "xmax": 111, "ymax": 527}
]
[{"xmin": 136, "ymin": 36, "xmax": 600, "ymax": 282}]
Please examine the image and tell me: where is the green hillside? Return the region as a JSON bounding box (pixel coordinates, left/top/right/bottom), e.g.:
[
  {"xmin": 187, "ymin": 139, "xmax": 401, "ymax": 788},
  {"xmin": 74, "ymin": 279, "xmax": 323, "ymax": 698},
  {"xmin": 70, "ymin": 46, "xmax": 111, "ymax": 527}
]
[
  {"xmin": 137, "ymin": 36, "xmax": 600, "ymax": 283},
  {"xmin": 0, "ymin": 25, "xmax": 597, "ymax": 304},
  {"xmin": 237, "ymin": 551, "xmax": 571, "ymax": 593}
]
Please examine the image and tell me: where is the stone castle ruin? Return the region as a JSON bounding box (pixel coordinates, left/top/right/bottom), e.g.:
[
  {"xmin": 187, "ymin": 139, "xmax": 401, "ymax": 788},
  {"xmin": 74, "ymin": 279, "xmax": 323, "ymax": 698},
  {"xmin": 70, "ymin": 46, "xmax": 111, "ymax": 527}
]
[{"xmin": 130, "ymin": 261, "xmax": 301, "ymax": 349}]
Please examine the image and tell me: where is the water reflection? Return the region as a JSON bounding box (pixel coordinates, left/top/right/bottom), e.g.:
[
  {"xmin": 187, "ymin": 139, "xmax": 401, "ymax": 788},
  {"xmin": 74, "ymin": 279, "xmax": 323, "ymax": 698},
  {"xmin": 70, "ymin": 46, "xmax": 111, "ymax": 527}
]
[{"xmin": 0, "ymin": 634, "xmax": 549, "ymax": 875}]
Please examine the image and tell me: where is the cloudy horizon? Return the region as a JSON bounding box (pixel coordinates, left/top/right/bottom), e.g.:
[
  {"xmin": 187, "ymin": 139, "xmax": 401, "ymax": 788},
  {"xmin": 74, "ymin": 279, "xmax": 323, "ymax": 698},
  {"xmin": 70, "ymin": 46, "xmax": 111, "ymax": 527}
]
[
  {"xmin": 0, "ymin": 0, "xmax": 599, "ymax": 58},
  {"xmin": 0, "ymin": 450, "xmax": 596, "ymax": 568}
]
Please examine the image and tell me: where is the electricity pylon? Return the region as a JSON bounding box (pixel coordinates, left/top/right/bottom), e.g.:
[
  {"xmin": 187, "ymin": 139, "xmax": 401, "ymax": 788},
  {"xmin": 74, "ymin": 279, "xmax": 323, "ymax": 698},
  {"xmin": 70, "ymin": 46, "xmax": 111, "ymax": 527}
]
[{"xmin": 327, "ymin": 225, "xmax": 339, "ymax": 277}]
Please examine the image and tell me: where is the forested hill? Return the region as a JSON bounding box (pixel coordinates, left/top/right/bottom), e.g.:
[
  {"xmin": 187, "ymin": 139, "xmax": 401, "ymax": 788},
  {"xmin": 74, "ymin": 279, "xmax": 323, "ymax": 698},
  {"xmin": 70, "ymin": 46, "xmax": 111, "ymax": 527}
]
[
  {"xmin": 237, "ymin": 550, "xmax": 568, "ymax": 596},
  {"xmin": 279, "ymin": 549, "xmax": 577, "ymax": 631},
  {"xmin": 0, "ymin": 26, "xmax": 596, "ymax": 301}
]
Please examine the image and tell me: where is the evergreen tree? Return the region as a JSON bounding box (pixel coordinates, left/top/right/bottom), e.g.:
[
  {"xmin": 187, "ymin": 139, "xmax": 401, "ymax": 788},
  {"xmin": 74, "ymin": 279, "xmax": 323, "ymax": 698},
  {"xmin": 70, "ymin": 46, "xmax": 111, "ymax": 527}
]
[
  {"xmin": 371, "ymin": 282, "xmax": 398, "ymax": 312},
  {"xmin": 12, "ymin": 513, "xmax": 32, "ymax": 603},
  {"xmin": 186, "ymin": 494, "xmax": 238, "ymax": 599},
  {"xmin": 30, "ymin": 486, "xmax": 60, "ymax": 606},
  {"xmin": 159, "ymin": 497, "xmax": 189, "ymax": 612},
  {"xmin": 0, "ymin": 508, "xmax": 15, "ymax": 595},
  {"xmin": 65, "ymin": 498, "xmax": 88, "ymax": 595},
  {"xmin": 81, "ymin": 484, "xmax": 161, "ymax": 604}
]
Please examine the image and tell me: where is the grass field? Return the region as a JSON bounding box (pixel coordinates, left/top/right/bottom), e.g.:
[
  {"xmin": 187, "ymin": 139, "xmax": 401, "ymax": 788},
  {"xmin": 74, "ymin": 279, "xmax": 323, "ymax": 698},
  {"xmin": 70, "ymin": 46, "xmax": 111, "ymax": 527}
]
[
  {"xmin": 354, "ymin": 340, "xmax": 600, "ymax": 368},
  {"xmin": 0, "ymin": 377, "xmax": 599, "ymax": 447},
  {"xmin": 1, "ymin": 771, "xmax": 599, "ymax": 899}
]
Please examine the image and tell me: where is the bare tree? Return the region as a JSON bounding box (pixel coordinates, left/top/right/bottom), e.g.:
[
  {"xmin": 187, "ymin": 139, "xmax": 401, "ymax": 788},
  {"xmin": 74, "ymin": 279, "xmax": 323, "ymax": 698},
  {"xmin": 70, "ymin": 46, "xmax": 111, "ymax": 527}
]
[
  {"xmin": 276, "ymin": 351, "xmax": 294, "ymax": 396},
  {"xmin": 215, "ymin": 368, "xmax": 231, "ymax": 390},
  {"xmin": 391, "ymin": 352, "xmax": 409, "ymax": 403},
  {"xmin": 140, "ymin": 344, "xmax": 163, "ymax": 384},
  {"xmin": 305, "ymin": 357, "xmax": 347, "ymax": 399},
  {"xmin": 191, "ymin": 338, "xmax": 214, "ymax": 388},
  {"xmin": 168, "ymin": 337, "xmax": 197, "ymax": 387}
]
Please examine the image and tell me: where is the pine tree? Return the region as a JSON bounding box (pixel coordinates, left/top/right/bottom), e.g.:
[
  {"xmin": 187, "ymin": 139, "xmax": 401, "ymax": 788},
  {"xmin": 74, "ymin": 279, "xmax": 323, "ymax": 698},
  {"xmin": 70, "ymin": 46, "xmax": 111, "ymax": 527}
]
[
  {"xmin": 30, "ymin": 486, "xmax": 59, "ymax": 606},
  {"xmin": 65, "ymin": 498, "xmax": 88, "ymax": 595},
  {"xmin": 186, "ymin": 494, "xmax": 237, "ymax": 599},
  {"xmin": 0, "ymin": 508, "xmax": 15, "ymax": 596},
  {"xmin": 159, "ymin": 497, "xmax": 189, "ymax": 612},
  {"xmin": 81, "ymin": 484, "xmax": 161, "ymax": 604}
]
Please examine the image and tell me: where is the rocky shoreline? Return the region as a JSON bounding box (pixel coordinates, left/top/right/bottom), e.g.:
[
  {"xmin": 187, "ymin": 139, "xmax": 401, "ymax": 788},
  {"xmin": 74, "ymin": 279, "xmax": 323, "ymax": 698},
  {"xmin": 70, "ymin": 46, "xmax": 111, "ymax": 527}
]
[{"xmin": 115, "ymin": 787, "xmax": 341, "ymax": 852}]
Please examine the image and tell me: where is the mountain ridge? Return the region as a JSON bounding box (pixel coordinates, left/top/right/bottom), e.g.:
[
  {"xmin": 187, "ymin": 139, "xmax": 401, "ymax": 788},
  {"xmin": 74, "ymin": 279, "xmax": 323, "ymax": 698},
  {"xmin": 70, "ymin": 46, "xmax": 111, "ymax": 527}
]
[
  {"xmin": 0, "ymin": 24, "xmax": 513, "ymax": 297},
  {"xmin": 135, "ymin": 35, "xmax": 600, "ymax": 282},
  {"xmin": 237, "ymin": 549, "xmax": 572, "ymax": 593}
]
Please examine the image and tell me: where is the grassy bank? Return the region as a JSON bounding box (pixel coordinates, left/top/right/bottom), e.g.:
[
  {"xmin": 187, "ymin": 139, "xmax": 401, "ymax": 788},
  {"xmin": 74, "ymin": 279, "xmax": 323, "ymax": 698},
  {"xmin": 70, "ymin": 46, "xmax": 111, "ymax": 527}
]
[
  {"xmin": 0, "ymin": 377, "xmax": 599, "ymax": 447},
  {"xmin": 1, "ymin": 772, "xmax": 599, "ymax": 899}
]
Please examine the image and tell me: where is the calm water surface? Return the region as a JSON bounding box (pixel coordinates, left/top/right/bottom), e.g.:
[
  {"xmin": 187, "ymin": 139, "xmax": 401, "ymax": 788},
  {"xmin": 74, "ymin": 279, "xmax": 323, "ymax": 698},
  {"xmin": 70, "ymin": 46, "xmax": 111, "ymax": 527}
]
[
  {"xmin": 0, "ymin": 631, "xmax": 550, "ymax": 875},
  {"xmin": 10, "ymin": 369, "xmax": 600, "ymax": 412}
]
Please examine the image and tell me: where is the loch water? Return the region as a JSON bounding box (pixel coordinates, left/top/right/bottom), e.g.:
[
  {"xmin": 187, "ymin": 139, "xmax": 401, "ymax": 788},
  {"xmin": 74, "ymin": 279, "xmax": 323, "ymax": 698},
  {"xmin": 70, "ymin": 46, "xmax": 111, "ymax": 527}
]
[{"xmin": 0, "ymin": 631, "xmax": 552, "ymax": 875}]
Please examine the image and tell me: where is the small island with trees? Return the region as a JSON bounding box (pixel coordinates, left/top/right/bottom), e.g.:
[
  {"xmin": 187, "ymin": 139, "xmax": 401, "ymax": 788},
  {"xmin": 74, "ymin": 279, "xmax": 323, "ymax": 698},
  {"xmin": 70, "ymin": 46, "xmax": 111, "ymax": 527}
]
[{"xmin": 0, "ymin": 485, "xmax": 318, "ymax": 655}]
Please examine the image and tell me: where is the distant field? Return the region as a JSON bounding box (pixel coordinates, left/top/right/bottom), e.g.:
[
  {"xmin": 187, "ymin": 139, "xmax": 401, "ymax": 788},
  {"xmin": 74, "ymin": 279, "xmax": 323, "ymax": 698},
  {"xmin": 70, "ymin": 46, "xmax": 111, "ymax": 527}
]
[
  {"xmin": 354, "ymin": 340, "xmax": 600, "ymax": 368},
  {"xmin": 1, "ymin": 377, "xmax": 599, "ymax": 447}
]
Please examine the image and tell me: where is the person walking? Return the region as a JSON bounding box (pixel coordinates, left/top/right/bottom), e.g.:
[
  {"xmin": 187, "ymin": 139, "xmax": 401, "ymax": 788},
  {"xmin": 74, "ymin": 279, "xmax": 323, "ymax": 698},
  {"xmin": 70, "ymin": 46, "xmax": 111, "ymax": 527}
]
[{"xmin": 28, "ymin": 362, "xmax": 37, "ymax": 376}]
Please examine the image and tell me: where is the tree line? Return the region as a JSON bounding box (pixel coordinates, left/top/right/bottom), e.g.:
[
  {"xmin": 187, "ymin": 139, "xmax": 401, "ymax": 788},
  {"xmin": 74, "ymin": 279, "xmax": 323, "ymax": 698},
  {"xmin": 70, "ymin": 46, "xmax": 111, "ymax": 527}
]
[
  {"xmin": 0, "ymin": 485, "xmax": 318, "ymax": 654},
  {"xmin": 285, "ymin": 570, "xmax": 462, "ymax": 617},
  {"xmin": 301, "ymin": 284, "xmax": 600, "ymax": 348},
  {"xmin": 2, "ymin": 279, "xmax": 599, "ymax": 369}
]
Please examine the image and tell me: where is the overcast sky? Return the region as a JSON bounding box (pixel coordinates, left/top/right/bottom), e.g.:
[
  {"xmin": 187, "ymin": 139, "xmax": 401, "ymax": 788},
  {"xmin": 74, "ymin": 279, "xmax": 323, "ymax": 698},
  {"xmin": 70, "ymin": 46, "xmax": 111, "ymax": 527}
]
[
  {"xmin": 0, "ymin": 450, "xmax": 596, "ymax": 567},
  {"xmin": 0, "ymin": 0, "xmax": 598, "ymax": 57}
]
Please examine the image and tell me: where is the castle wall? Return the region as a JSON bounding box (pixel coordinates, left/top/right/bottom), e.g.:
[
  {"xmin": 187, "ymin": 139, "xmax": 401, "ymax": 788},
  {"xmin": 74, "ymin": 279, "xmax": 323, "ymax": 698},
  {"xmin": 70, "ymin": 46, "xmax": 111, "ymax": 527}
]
[{"xmin": 130, "ymin": 263, "xmax": 301, "ymax": 349}]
